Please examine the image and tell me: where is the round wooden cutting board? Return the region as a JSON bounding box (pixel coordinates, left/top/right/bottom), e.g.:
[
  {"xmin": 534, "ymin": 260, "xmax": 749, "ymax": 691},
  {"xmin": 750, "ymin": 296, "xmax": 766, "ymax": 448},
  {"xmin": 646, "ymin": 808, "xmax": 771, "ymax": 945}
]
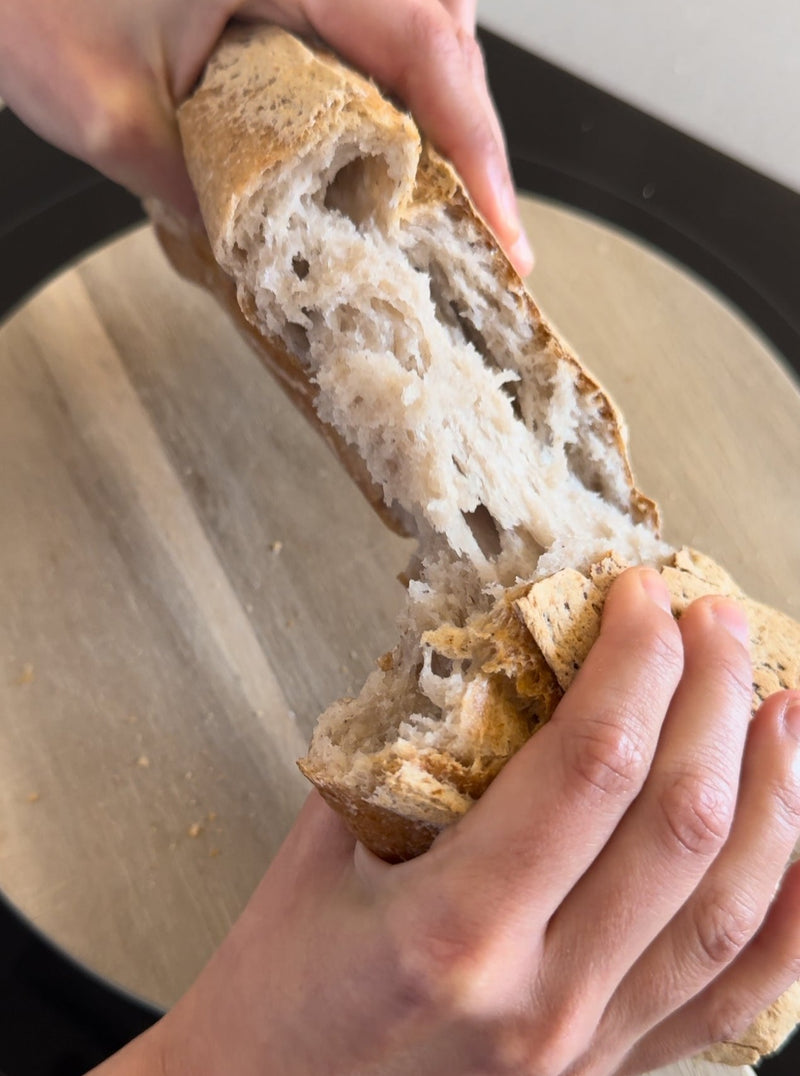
[{"xmin": 0, "ymin": 196, "xmax": 797, "ymax": 1076}]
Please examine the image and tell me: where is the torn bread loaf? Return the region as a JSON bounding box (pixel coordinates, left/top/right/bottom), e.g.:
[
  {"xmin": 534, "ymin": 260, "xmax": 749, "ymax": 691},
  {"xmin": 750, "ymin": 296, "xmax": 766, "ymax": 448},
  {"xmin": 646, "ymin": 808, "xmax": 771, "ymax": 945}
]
[
  {"xmin": 158, "ymin": 24, "xmax": 800, "ymax": 1062},
  {"xmin": 170, "ymin": 20, "xmax": 671, "ymax": 848}
]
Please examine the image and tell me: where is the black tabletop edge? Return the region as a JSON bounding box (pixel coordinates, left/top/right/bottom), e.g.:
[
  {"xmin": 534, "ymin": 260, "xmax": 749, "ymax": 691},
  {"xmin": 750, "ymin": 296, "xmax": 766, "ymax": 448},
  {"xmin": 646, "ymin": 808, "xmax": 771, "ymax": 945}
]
[{"xmin": 0, "ymin": 892, "xmax": 160, "ymax": 1075}]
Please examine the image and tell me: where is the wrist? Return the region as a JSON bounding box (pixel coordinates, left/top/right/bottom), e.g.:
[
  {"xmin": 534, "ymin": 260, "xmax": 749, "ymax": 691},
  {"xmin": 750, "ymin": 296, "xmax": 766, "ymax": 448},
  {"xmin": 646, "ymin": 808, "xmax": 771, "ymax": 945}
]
[
  {"xmin": 147, "ymin": 1000, "xmax": 214, "ymax": 1076},
  {"xmin": 86, "ymin": 1020, "xmax": 169, "ymax": 1076}
]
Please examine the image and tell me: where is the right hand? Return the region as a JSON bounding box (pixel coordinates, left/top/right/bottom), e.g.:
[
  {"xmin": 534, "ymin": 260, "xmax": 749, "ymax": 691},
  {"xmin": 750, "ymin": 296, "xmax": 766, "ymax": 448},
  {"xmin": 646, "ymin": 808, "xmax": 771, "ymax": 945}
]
[{"xmin": 100, "ymin": 567, "xmax": 800, "ymax": 1076}]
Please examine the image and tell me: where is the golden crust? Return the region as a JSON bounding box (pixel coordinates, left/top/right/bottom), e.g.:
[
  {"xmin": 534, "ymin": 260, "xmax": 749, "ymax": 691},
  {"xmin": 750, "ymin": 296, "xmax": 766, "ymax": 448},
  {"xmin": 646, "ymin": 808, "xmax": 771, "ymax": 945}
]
[
  {"xmin": 297, "ymin": 758, "xmax": 442, "ymax": 863},
  {"xmin": 177, "ymin": 24, "xmax": 418, "ymax": 261}
]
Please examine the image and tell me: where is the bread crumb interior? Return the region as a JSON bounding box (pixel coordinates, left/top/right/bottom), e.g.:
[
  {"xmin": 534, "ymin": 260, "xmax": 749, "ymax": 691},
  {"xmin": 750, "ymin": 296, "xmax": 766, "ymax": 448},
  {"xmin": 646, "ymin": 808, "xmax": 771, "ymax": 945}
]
[{"xmin": 231, "ymin": 139, "xmax": 670, "ymax": 824}]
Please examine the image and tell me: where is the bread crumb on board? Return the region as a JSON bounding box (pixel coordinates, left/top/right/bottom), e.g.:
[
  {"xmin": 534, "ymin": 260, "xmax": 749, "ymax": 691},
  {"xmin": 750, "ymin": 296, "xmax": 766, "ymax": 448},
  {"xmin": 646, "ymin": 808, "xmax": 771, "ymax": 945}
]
[
  {"xmin": 136, "ymin": 755, "xmax": 151, "ymax": 768},
  {"xmin": 187, "ymin": 822, "xmax": 203, "ymax": 838},
  {"xmin": 269, "ymin": 540, "xmax": 283, "ymax": 554},
  {"xmin": 26, "ymin": 792, "xmax": 40, "ymax": 804},
  {"xmin": 16, "ymin": 663, "xmax": 34, "ymax": 686}
]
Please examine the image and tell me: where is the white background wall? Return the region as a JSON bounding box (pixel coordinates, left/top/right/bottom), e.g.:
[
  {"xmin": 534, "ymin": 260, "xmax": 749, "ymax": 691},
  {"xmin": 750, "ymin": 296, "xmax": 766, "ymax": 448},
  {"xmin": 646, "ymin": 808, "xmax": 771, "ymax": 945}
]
[{"xmin": 480, "ymin": 1, "xmax": 800, "ymax": 193}]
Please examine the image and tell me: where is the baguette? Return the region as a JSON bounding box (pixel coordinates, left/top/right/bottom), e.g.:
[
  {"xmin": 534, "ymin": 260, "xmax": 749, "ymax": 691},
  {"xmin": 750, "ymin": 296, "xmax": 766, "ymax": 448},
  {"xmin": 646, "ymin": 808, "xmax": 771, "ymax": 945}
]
[{"xmin": 152, "ymin": 23, "xmax": 800, "ymax": 1064}]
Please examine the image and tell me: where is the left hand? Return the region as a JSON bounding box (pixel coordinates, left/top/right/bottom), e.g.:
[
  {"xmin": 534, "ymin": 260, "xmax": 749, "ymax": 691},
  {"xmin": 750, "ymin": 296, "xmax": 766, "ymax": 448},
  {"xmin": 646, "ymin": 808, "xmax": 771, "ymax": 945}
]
[{"xmin": 0, "ymin": 0, "xmax": 533, "ymax": 274}]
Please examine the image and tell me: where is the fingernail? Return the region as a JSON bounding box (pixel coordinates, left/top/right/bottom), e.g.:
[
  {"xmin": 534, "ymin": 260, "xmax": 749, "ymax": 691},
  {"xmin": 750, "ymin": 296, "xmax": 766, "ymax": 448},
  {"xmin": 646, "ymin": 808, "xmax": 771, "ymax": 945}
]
[
  {"xmin": 783, "ymin": 698, "xmax": 800, "ymax": 741},
  {"xmin": 509, "ymin": 230, "xmax": 535, "ymax": 276},
  {"xmin": 639, "ymin": 569, "xmax": 672, "ymax": 613},
  {"xmin": 485, "ymin": 159, "xmax": 534, "ymax": 274},
  {"xmin": 487, "ymin": 157, "xmax": 519, "ymax": 225},
  {"xmin": 711, "ymin": 598, "xmax": 750, "ymax": 647}
]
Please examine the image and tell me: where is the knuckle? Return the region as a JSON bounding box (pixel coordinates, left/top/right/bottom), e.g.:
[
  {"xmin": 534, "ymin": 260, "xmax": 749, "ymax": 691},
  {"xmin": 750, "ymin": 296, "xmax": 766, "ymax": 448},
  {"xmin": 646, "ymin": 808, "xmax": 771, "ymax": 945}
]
[
  {"xmin": 383, "ymin": 894, "xmax": 490, "ymax": 1019},
  {"xmin": 629, "ymin": 615, "xmax": 685, "ymax": 686},
  {"xmin": 701, "ymin": 996, "xmax": 756, "ymax": 1050},
  {"xmin": 772, "ymin": 774, "xmax": 800, "ymax": 833},
  {"xmin": 469, "ymin": 1022, "xmax": 534, "ymax": 1076},
  {"xmin": 784, "ymin": 951, "xmax": 800, "ymax": 982},
  {"xmin": 384, "ymin": 894, "xmax": 600, "ymax": 1076},
  {"xmin": 463, "ymin": 1022, "xmax": 574, "ymax": 1076},
  {"xmin": 389, "ymin": 932, "xmax": 469, "ymax": 1017},
  {"xmin": 75, "ymin": 76, "xmax": 154, "ymax": 171},
  {"xmin": 658, "ymin": 770, "xmax": 734, "ymax": 858},
  {"xmin": 691, "ymin": 890, "xmax": 761, "ymax": 969},
  {"xmin": 406, "ymin": 4, "xmax": 458, "ymax": 64},
  {"xmin": 569, "ymin": 714, "xmax": 650, "ymax": 800},
  {"xmin": 455, "ymin": 27, "xmax": 486, "ymax": 75},
  {"xmin": 525, "ymin": 996, "xmax": 596, "ymax": 1076},
  {"xmin": 708, "ymin": 648, "xmax": 754, "ymax": 710}
]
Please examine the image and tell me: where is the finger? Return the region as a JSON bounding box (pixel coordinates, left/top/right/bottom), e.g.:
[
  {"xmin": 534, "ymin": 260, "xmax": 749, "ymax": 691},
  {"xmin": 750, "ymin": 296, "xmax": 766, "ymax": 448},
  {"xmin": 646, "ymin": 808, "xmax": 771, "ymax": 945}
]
[
  {"xmin": 439, "ymin": 0, "xmax": 478, "ymax": 35},
  {"xmin": 430, "ymin": 568, "xmax": 683, "ymax": 925},
  {"xmin": 433, "ymin": 15, "xmax": 531, "ymax": 270},
  {"xmin": 0, "ymin": 4, "xmax": 199, "ymax": 217},
  {"xmin": 542, "ymin": 597, "xmax": 753, "ymax": 1008},
  {"xmin": 585, "ymin": 690, "xmax": 800, "ymax": 1073},
  {"xmin": 275, "ymin": 0, "xmax": 533, "ymax": 273},
  {"xmin": 91, "ymin": 93, "xmax": 200, "ymax": 218},
  {"xmin": 233, "ymin": 0, "xmax": 313, "ymax": 36},
  {"xmin": 620, "ymin": 858, "xmax": 800, "ymax": 1075},
  {"xmin": 264, "ymin": 791, "xmax": 358, "ymax": 894}
]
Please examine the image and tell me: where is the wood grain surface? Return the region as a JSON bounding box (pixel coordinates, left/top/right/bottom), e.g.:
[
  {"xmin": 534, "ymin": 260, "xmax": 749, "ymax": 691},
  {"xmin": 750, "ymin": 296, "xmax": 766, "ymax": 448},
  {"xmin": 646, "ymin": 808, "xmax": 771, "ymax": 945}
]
[{"xmin": 0, "ymin": 197, "xmax": 798, "ymax": 1076}]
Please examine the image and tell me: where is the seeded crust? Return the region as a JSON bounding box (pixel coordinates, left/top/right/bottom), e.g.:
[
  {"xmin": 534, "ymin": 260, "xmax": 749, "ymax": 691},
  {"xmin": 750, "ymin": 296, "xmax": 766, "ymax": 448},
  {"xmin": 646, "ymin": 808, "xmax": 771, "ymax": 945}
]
[{"xmin": 516, "ymin": 547, "xmax": 800, "ymax": 708}]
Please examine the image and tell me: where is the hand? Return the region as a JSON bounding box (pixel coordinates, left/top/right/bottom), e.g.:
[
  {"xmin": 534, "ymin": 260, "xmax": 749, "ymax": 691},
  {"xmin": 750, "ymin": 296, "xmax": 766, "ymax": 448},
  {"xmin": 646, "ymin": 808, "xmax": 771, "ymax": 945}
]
[
  {"xmin": 0, "ymin": 0, "xmax": 533, "ymax": 275},
  {"xmin": 91, "ymin": 567, "xmax": 800, "ymax": 1076}
]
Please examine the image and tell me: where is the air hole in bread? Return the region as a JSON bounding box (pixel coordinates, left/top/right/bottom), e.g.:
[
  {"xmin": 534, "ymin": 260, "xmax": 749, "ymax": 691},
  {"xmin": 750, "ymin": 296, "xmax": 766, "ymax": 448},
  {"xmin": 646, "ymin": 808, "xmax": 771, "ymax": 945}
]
[
  {"xmin": 449, "ymin": 303, "xmax": 490, "ymax": 360},
  {"xmin": 424, "ymin": 264, "xmax": 524, "ymax": 423},
  {"xmin": 462, "ymin": 505, "xmax": 502, "ymax": 559},
  {"xmin": 501, "ymin": 383, "xmax": 524, "ymax": 423},
  {"xmin": 291, "ymin": 254, "xmax": 310, "ymax": 279},
  {"xmin": 566, "ymin": 443, "xmax": 606, "ymax": 496},
  {"xmin": 284, "ymin": 321, "xmax": 310, "ymax": 357},
  {"xmin": 335, "ymin": 304, "xmax": 359, "ymax": 334},
  {"xmin": 425, "ymin": 261, "xmax": 460, "ymax": 333},
  {"xmin": 323, "ymin": 154, "xmax": 391, "ymax": 227},
  {"xmin": 429, "ymin": 652, "xmax": 454, "ymax": 678}
]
